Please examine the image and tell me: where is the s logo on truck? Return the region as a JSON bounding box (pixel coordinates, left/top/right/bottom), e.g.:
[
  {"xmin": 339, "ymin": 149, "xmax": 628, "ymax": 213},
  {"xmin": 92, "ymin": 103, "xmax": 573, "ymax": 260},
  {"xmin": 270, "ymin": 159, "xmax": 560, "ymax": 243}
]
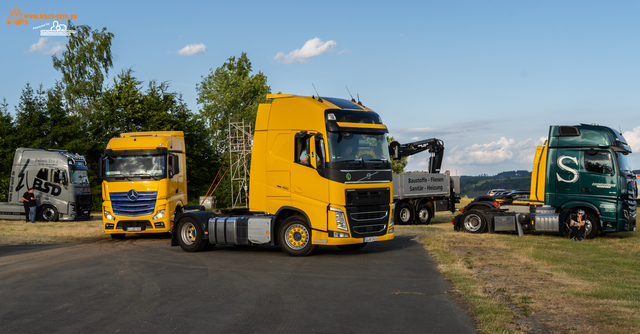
[
  {"xmin": 127, "ymin": 189, "xmax": 139, "ymax": 201},
  {"xmin": 556, "ymin": 156, "xmax": 579, "ymax": 183}
]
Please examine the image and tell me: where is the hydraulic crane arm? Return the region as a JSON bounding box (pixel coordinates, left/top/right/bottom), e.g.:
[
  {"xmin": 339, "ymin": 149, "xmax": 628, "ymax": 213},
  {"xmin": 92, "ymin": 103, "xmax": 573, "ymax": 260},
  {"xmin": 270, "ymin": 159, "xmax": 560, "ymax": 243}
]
[{"xmin": 388, "ymin": 138, "xmax": 445, "ymax": 174}]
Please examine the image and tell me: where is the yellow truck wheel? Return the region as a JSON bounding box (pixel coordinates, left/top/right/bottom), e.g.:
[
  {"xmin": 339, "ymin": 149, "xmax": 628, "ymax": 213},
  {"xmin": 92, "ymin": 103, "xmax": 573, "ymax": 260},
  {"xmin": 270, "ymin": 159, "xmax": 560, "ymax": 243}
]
[
  {"xmin": 177, "ymin": 217, "xmax": 211, "ymax": 252},
  {"xmin": 279, "ymin": 216, "xmax": 318, "ymax": 256}
]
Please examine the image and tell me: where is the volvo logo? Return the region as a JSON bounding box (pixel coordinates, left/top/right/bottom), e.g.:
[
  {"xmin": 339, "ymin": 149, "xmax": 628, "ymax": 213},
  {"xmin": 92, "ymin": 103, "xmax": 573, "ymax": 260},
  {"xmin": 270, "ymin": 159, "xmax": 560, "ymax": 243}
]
[
  {"xmin": 127, "ymin": 189, "xmax": 139, "ymax": 201},
  {"xmin": 366, "ymin": 173, "xmax": 372, "ymax": 179}
]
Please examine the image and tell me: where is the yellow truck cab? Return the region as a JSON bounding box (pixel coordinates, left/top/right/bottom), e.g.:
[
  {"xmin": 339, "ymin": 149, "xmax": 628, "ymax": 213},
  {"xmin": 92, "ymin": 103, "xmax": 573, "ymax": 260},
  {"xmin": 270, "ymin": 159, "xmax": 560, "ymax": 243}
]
[
  {"xmin": 172, "ymin": 94, "xmax": 395, "ymax": 256},
  {"xmin": 100, "ymin": 131, "xmax": 186, "ymax": 239}
]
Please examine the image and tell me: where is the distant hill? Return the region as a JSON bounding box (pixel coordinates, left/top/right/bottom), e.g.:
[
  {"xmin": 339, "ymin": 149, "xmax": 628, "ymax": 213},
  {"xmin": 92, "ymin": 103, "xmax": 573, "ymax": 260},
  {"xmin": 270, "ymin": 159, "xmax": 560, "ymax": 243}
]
[{"xmin": 459, "ymin": 170, "xmax": 531, "ymax": 198}]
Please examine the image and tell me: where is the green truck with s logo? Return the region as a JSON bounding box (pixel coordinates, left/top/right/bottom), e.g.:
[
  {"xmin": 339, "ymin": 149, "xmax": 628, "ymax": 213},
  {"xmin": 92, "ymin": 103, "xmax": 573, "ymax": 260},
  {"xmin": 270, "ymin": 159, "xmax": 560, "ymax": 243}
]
[{"xmin": 454, "ymin": 124, "xmax": 637, "ymax": 239}]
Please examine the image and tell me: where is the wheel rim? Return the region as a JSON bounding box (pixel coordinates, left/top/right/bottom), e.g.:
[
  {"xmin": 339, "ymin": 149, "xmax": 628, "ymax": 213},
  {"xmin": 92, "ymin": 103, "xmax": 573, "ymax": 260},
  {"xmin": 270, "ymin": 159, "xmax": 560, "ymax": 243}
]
[
  {"xmin": 463, "ymin": 214, "xmax": 483, "ymax": 232},
  {"xmin": 418, "ymin": 208, "xmax": 429, "ymax": 222},
  {"xmin": 42, "ymin": 207, "xmax": 56, "ymax": 221},
  {"xmin": 399, "ymin": 207, "xmax": 411, "ymax": 223},
  {"xmin": 584, "ymin": 218, "xmax": 593, "ymax": 237},
  {"xmin": 285, "ymin": 224, "xmax": 309, "ymax": 250},
  {"xmin": 180, "ymin": 222, "xmax": 197, "ymax": 246}
]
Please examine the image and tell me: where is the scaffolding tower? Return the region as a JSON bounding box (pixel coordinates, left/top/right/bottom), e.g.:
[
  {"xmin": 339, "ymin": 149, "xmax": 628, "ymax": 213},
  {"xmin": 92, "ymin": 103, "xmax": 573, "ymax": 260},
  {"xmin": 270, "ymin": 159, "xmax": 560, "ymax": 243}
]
[{"xmin": 229, "ymin": 120, "xmax": 253, "ymax": 208}]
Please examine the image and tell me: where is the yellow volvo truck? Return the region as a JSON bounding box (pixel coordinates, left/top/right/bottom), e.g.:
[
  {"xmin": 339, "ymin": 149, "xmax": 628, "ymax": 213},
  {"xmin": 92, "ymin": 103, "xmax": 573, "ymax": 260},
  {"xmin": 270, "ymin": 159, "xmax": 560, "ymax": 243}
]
[
  {"xmin": 100, "ymin": 131, "xmax": 187, "ymax": 239},
  {"xmin": 171, "ymin": 94, "xmax": 395, "ymax": 256}
]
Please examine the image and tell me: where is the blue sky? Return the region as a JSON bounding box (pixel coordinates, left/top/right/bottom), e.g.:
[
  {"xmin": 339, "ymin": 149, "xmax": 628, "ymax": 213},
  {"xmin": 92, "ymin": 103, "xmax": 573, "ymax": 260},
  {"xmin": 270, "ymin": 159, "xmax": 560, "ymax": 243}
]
[{"xmin": 2, "ymin": 0, "xmax": 639, "ymax": 176}]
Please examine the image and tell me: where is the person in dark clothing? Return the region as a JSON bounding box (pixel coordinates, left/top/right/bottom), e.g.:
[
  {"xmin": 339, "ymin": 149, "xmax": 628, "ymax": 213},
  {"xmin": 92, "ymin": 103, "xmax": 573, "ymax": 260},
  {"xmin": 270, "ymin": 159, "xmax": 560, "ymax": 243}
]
[
  {"xmin": 21, "ymin": 188, "xmax": 39, "ymax": 224},
  {"xmin": 569, "ymin": 209, "xmax": 586, "ymax": 241}
]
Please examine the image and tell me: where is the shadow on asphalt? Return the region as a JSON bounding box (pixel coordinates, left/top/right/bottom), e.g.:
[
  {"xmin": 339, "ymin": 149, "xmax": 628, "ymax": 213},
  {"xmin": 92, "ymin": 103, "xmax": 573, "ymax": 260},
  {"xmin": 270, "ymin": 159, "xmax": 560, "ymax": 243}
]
[
  {"xmin": 0, "ymin": 244, "xmax": 67, "ymax": 257},
  {"xmin": 170, "ymin": 235, "xmax": 423, "ymax": 257}
]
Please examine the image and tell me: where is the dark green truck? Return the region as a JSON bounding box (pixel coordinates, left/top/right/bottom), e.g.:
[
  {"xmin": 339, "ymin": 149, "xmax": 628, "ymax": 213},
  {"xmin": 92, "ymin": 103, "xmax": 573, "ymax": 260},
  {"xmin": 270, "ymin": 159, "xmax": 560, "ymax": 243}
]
[{"xmin": 454, "ymin": 124, "xmax": 637, "ymax": 239}]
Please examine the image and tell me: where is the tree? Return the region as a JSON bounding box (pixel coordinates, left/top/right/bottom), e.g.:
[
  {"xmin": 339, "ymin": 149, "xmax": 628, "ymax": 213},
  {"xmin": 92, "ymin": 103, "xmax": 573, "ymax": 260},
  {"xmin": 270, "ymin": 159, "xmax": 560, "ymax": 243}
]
[
  {"xmin": 14, "ymin": 83, "xmax": 49, "ymax": 149},
  {"xmin": 196, "ymin": 52, "xmax": 270, "ymax": 156},
  {"xmin": 0, "ymin": 98, "xmax": 15, "ymax": 202},
  {"xmin": 42, "ymin": 83, "xmax": 83, "ymax": 150},
  {"xmin": 52, "ymin": 22, "xmax": 114, "ymax": 113},
  {"xmin": 196, "ymin": 53, "xmax": 270, "ymax": 208}
]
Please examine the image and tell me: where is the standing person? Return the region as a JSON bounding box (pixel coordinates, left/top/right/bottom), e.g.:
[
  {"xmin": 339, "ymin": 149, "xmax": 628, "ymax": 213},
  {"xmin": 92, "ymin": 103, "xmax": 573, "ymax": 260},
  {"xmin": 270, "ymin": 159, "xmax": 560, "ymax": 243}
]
[
  {"xmin": 569, "ymin": 209, "xmax": 586, "ymax": 240},
  {"xmin": 21, "ymin": 188, "xmax": 39, "ymax": 224}
]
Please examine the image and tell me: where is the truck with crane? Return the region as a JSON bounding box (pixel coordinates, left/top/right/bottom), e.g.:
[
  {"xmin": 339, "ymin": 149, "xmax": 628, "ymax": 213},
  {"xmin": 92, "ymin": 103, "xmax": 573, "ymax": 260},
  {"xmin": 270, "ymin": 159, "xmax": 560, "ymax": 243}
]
[
  {"xmin": 388, "ymin": 139, "xmax": 460, "ymax": 224},
  {"xmin": 453, "ymin": 124, "xmax": 637, "ymax": 239}
]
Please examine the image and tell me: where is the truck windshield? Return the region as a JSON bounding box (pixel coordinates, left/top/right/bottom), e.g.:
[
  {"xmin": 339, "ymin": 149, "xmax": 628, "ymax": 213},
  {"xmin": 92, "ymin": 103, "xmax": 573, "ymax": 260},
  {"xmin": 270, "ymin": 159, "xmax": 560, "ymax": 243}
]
[
  {"xmin": 616, "ymin": 152, "xmax": 633, "ymax": 173},
  {"xmin": 105, "ymin": 155, "xmax": 166, "ymax": 178},
  {"xmin": 327, "ymin": 132, "xmax": 390, "ymax": 162},
  {"xmin": 70, "ymin": 170, "xmax": 90, "ymax": 185}
]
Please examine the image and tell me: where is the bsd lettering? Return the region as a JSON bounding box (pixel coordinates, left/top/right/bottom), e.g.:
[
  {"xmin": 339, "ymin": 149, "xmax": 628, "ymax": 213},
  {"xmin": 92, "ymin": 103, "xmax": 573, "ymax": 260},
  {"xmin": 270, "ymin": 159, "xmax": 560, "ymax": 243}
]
[{"xmin": 33, "ymin": 178, "xmax": 62, "ymax": 196}]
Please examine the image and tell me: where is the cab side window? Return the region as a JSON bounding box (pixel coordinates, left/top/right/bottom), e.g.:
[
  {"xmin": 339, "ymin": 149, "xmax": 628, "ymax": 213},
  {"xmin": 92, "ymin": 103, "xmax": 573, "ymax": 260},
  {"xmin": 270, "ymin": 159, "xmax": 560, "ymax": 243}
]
[
  {"xmin": 52, "ymin": 169, "xmax": 62, "ymax": 184},
  {"xmin": 294, "ymin": 131, "xmax": 311, "ymax": 166},
  {"xmin": 36, "ymin": 168, "xmax": 49, "ymax": 181},
  {"xmin": 584, "ymin": 151, "xmax": 613, "ymax": 174}
]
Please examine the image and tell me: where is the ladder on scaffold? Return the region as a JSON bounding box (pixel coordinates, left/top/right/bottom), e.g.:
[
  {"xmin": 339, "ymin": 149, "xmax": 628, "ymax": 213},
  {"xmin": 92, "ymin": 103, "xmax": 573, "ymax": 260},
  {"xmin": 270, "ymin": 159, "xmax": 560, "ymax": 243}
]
[{"xmin": 229, "ymin": 121, "xmax": 252, "ymax": 208}]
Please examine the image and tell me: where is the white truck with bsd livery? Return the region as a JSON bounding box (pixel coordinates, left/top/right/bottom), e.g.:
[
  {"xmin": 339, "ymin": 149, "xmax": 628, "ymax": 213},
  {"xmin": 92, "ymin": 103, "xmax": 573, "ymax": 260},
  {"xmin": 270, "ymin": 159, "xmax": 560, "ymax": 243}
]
[{"xmin": 389, "ymin": 138, "xmax": 460, "ymax": 224}]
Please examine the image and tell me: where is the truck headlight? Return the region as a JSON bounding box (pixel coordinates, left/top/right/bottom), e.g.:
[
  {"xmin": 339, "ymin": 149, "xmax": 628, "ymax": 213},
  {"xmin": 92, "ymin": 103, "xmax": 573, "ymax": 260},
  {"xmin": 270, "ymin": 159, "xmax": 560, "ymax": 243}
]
[
  {"xmin": 152, "ymin": 209, "xmax": 165, "ymax": 220},
  {"xmin": 330, "ymin": 207, "xmax": 348, "ymax": 231},
  {"xmin": 104, "ymin": 210, "xmax": 115, "ymax": 221},
  {"xmin": 389, "ymin": 203, "xmax": 395, "ymax": 227}
]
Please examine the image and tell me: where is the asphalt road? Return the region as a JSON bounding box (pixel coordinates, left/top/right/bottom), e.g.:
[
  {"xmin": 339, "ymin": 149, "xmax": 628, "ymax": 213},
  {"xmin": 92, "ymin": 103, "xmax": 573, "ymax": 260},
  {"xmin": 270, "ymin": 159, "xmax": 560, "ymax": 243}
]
[{"xmin": 0, "ymin": 235, "xmax": 476, "ymax": 333}]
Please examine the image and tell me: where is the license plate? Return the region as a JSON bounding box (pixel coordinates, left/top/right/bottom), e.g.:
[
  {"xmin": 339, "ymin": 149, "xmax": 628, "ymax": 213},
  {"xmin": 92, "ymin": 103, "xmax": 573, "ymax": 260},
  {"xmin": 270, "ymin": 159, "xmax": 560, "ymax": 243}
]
[
  {"xmin": 127, "ymin": 227, "xmax": 142, "ymax": 232},
  {"xmin": 364, "ymin": 236, "xmax": 378, "ymax": 243}
]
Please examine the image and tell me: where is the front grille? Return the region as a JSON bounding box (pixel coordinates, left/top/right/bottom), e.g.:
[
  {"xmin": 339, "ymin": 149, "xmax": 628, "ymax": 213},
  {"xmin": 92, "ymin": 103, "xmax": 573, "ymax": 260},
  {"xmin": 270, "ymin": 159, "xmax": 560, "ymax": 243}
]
[
  {"xmin": 353, "ymin": 224, "xmax": 387, "ymax": 234},
  {"xmin": 350, "ymin": 211, "xmax": 388, "ymax": 221},
  {"xmin": 346, "ymin": 204, "xmax": 390, "ymax": 237},
  {"xmin": 345, "ymin": 188, "xmax": 390, "ymax": 206},
  {"xmin": 75, "ymin": 194, "xmax": 93, "ymax": 218},
  {"xmin": 110, "ymin": 191, "xmax": 157, "ymax": 216}
]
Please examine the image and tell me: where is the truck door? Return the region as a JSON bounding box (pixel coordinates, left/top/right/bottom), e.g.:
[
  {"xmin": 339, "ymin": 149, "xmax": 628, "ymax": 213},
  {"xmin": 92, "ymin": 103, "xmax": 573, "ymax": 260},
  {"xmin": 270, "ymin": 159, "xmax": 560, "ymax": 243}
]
[
  {"xmin": 580, "ymin": 149, "xmax": 617, "ymax": 221},
  {"xmin": 290, "ymin": 131, "xmax": 329, "ymax": 230},
  {"xmin": 554, "ymin": 149, "xmax": 581, "ymax": 204}
]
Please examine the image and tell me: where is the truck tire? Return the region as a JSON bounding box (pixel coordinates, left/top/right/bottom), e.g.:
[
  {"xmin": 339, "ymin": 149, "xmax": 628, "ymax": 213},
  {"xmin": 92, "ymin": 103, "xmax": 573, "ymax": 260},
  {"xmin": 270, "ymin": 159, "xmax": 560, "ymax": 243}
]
[
  {"xmin": 416, "ymin": 204, "xmax": 432, "ymax": 225},
  {"xmin": 395, "ymin": 202, "xmax": 413, "ymax": 225},
  {"xmin": 461, "ymin": 209, "xmax": 487, "ymax": 233},
  {"xmin": 337, "ymin": 243, "xmax": 367, "ymax": 252},
  {"xmin": 39, "ymin": 205, "xmax": 58, "ymax": 222},
  {"xmin": 583, "ymin": 212, "xmax": 599, "ymax": 239},
  {"xmin": 279, "ymin": 216, "xmax": 318, "ymax": 256},
  {"xmin": 176, "ymin": 217, "xmax": 211, "ymax": 252}
]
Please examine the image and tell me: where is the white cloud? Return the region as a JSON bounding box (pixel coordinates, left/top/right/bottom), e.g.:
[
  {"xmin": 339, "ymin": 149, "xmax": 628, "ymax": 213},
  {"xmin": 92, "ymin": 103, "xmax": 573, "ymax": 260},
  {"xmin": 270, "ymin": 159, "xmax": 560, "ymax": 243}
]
[
  {"xmin": 442, "ymin": 137, "xmax": 544, "ymax": 167},
  {"xmin": 274, "ymin": 37, "xmax": 337, "ymax": 64},
  {"xmin": 623, "ymin": 126, "xmax": 640, "ymax": 153},
  {"xmin": 177, "ymin": 43, "xmax": 206, "ymax": 56},
  {"xmin": 28, "ymin": 37, "xmax": 64, "ymax": 55}
]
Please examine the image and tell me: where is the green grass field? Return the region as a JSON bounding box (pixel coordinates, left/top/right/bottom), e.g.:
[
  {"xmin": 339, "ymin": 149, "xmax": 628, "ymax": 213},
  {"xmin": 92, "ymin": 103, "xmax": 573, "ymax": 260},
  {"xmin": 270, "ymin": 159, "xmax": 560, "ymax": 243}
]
[{"xmin": 400, "ymin": 199, "xmax": 640, "ymax": 333}]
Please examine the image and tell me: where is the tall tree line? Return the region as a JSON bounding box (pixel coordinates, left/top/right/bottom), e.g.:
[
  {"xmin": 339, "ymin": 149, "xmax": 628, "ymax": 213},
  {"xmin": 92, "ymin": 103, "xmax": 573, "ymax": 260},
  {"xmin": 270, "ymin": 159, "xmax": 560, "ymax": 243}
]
[{"xmin": 0, "ymin": 22, "xmax": 270, "ymax": 209}]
